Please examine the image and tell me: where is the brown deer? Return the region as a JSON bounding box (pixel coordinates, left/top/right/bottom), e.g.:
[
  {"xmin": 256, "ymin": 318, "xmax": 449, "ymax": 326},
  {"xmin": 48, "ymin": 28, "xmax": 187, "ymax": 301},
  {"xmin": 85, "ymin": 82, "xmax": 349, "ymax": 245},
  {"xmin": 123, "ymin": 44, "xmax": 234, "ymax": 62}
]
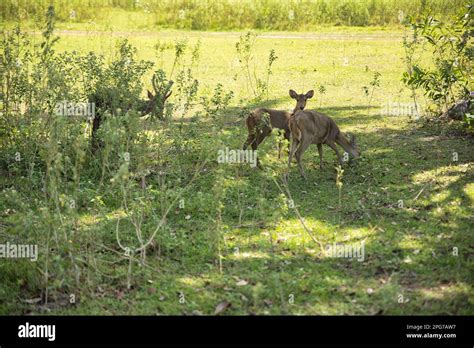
[
  {"xmin": 287, "ymin": 109, "xmax": 360, "ymax": 179},
  {"xmin": 90, "ymin": 72, "xmax": 173, "ymax": 149},
  {"xmin": 243, "ymin": 89, "xmax": 314, "ymax": 167}
]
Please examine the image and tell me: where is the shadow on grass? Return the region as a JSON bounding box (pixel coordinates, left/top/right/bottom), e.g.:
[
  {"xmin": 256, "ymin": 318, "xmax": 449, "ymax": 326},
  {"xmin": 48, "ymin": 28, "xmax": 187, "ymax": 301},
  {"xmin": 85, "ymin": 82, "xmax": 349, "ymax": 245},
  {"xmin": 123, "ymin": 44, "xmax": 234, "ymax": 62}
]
[{"xmin": 5, "ymin": 105, "xmax": 473, "ymax": 315}]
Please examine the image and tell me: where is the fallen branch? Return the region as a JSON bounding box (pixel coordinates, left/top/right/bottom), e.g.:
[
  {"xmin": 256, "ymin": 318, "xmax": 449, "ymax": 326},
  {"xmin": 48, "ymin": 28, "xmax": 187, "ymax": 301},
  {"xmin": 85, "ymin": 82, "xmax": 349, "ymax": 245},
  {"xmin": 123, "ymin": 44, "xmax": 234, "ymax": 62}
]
[{"xmin": 273, "ymin": 175, "xmax": 325, "ymax": 254}]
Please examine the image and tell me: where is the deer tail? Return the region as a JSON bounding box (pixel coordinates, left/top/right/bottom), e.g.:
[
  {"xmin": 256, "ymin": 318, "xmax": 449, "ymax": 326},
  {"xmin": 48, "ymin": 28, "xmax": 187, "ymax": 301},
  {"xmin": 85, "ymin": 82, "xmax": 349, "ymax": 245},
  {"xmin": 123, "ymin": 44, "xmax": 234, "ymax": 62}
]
[{"xmin": 288, "ymin": 116, "xmax": 302, "ymax": 142}]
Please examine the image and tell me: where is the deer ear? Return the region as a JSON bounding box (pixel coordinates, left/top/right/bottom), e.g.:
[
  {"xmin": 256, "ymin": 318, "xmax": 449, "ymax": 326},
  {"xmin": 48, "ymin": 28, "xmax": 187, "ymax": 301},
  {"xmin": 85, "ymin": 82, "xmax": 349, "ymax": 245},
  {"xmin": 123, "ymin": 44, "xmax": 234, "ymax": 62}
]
[
  {"xmin": 289, "ymin": 89, "xmax": 298, "ymax": 99},
  {"xmin": 305, "ymin": 90, "xmax": 314, "ymax": 99},
  {"xmin": 147, "ymin": 90, "xmax": 154, "ymax": 99}
]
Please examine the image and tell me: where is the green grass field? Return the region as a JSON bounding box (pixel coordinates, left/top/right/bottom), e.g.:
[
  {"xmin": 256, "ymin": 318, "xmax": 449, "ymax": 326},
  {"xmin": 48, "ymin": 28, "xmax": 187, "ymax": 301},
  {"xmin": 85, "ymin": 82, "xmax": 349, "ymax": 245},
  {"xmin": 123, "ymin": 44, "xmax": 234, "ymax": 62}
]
[{"xmin": 0, "ymin": 23, "xmax": 473, "ymax": 315}]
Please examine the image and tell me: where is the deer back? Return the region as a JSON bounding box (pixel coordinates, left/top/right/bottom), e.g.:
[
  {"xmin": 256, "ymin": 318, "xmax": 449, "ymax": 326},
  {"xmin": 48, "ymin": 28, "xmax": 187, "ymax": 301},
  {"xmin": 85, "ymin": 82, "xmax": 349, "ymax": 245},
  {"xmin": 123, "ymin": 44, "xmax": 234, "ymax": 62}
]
[
  {"xmin": 248, "ymin": 108, "xmax": 291, "ymax": 131},
  {"xmin": 290, "ymin": 110, "xmax": 339, "ymax": 144}
]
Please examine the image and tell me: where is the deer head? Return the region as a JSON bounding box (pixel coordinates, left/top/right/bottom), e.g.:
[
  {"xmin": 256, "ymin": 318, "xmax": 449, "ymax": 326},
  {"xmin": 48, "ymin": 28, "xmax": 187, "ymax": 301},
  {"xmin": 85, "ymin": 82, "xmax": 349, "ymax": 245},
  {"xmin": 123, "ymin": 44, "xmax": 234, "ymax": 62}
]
[
  {"xmin": 143, "ymin": 72, "xmax": 174, "ymax": 119},
  {"xmin": 289, "ymin": 89, "xmax": 314, "ymax": 113}
]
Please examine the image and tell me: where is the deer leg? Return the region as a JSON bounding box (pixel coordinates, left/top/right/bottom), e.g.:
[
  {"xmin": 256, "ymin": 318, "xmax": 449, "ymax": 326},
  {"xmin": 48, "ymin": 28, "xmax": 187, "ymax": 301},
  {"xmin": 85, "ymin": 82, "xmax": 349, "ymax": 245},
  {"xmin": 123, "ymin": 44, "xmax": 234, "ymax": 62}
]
[
  {"xmin": 91, "ymin": 113, "xmax": 103, "ymax": 150},
  {"xmin": 282, "ymin": 129, "xmax": 291, "ymax": 159},
  {"xmin": 295, "ymin": 139, "xmax": 311, "ymax": 180},
  {"xmin": 277, "ymin": 131, "xmax": 283, "ymax": 159},
  {"xmin": 286, "ymin": 137, "xmax": 299, "ymax": 179},
  {"xmin": 282, "ymin": 130, "xmax": 297, "ymax": 163},
  {"xmin": 243, "ymin": 132, "xmax": 256, "ymax": 151},
  {"xmin": 327, "ymin": 142, "xmax": 343, "ymax": 166},
  {"xmin": 256, "ymin": 127, "xmax": 271, "ymax": 147},
  {"xmin": 277, "ymin": 130, "xmax": 288, "ymax": 159},
  {"xmin": 253, "ymin": 137, "xmax": 262, "ymax": 170},
  {"xmin": 317, "ymin": 143, "xmax": 324, "ymax": 169},
  {"xmin": 253, "ymin": 127, "xmax": 271, "ymax": 169}
]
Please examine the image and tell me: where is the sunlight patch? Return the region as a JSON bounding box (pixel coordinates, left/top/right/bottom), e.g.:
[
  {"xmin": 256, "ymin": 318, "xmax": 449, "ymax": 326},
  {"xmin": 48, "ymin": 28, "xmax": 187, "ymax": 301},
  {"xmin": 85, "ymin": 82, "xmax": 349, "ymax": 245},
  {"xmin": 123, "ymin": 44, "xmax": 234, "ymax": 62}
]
[
  {"xmin": 229, "ymin": 251, "xmax": 270, "ymax": 260},
  {"xmin": 431, "ymin": 191, "xmax": 450, "ymax": 203},
  {"xmin": 78, "ymin": 214, "xmax": 100, "ymax": 226},
  {"xmin": 463, "ymin": 183, "xmax": 474, "ymax": 202},
  {"xmin": 419, "ymin": 284, "xmax": 466, "ymax": 300},
  {"xmin": 177, "ymin": 276, "xmax": 205, "ymax": 287},
  {"xmin": 412, "ymin": 165, "xmax": 466, "ymax": 187}
]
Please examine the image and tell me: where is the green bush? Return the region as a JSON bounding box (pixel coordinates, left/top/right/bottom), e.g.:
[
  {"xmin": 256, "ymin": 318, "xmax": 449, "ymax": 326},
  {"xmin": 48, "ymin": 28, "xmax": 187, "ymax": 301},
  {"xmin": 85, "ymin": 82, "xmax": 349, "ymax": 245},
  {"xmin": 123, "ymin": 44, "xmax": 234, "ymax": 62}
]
[{"xmin": 401, "ymin": 4, "xmax": 472, "ymax": 120}]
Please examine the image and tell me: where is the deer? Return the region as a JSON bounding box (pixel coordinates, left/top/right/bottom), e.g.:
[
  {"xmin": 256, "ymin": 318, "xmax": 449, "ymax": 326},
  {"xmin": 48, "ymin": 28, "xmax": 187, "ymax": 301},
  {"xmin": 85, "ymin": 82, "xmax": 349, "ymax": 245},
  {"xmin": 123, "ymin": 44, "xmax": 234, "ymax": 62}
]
[
  {"xmin": 242, "ymin": 89, "xmax": 314, "ymax": 168},
  {"xmin": 287, "ymin": 109, "xmax": 360, "ymax": 179},
  {"xmin": 90, "ymin": 72, "xmax": 173, "ymax": 150}
]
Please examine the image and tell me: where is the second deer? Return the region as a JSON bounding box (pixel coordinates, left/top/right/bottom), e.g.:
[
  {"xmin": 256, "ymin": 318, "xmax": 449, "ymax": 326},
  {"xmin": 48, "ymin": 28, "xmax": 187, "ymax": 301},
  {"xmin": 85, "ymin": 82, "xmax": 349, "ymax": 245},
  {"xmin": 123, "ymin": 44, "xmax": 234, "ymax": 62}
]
[
  {"xmin": 242, "ymin": 89, "xmax": 314, "ymax": 167},
  {"xmin": 287, "ymin": 109, "xmax": 360, "ymax": 179},
  {"xmin": 90, "ymin": 72, "xmax": 173, "ymax": 150}
]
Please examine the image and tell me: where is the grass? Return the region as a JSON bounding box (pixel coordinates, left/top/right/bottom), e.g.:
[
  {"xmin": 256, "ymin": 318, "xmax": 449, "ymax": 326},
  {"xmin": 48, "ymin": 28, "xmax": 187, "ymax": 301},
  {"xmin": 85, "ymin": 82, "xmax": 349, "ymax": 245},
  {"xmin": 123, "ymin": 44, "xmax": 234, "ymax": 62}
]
[{"xmin": 0, "ymin": 26, "xmax": 473, "ymax": 315}]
